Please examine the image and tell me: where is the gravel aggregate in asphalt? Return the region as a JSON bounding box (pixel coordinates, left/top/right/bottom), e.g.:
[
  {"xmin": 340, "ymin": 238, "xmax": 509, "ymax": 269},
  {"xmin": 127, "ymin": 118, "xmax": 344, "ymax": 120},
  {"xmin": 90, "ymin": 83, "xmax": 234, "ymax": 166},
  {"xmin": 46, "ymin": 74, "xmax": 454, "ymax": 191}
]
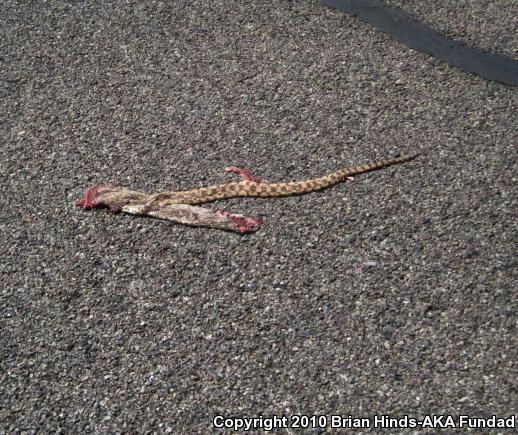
[
  {"xmin": 1, "ymin": 0, "xmax": 516, "ymax": 432},
  {"xmin": 384, "ymin": 0, "xmax": 517, "ymax": 58}
]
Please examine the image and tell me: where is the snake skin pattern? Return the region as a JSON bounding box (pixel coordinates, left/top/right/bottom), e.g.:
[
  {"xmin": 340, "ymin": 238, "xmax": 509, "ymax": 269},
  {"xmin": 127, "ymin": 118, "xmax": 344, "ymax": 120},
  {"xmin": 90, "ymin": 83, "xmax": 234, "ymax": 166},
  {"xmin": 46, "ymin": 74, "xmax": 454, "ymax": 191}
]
[
  {"xmin": 76, "ymin": 154, "xmax": 418, "ymax": 233},
  {"xmin": 147, "ymin": 154, "xmax": 418, "ymax": 206}
]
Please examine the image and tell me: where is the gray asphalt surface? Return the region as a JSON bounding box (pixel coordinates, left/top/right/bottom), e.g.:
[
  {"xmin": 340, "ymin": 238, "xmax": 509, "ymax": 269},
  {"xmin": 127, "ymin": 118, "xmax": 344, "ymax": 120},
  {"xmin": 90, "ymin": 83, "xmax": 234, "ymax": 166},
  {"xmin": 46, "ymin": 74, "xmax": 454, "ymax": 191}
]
[
  {"xmin": 384, "ymin": 0, "xmax": 517, "ymax": 58},
  {"xmin": 1, "ymin": 0, "xmax": 516, "ymax": 433}
]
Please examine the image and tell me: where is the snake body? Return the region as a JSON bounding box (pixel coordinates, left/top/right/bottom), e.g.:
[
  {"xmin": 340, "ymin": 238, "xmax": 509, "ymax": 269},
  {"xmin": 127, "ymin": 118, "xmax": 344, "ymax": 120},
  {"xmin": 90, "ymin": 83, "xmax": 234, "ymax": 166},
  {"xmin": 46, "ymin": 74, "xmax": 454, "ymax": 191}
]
[
  {"xmin": 149, "ymin": 154, "xmax": 418, "ymax": 206},
  {"xmin": 76, "ymin": 154, "xmax": 418, "ymax": 233}
]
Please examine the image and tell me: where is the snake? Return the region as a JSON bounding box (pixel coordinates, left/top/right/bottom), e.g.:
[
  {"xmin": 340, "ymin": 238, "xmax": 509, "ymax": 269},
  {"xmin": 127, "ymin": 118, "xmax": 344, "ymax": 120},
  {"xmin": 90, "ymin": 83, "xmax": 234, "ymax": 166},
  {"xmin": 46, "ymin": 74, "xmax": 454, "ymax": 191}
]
[{"xmin": 75, "ymin": 154, "xmax": 418, "ymax": 233}]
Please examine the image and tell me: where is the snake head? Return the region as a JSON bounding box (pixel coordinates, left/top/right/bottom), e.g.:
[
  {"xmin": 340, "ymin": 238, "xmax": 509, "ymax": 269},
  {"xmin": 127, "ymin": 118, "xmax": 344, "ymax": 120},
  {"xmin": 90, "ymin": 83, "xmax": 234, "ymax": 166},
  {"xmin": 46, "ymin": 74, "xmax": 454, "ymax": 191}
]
[
  {"xmin": 75, "ymin": 183, "xmax": 143, "ymax": 213},
  {"xmin": 75, "ymin": 185, "xmax": 101, "ymax": 209}
]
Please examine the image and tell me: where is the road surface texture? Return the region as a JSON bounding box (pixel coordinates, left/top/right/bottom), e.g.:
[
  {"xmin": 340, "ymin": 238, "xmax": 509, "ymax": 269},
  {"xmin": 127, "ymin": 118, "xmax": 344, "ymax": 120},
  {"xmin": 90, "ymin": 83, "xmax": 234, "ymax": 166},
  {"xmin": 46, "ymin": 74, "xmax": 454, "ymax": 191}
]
[{"xmin": 1, "ymin": 0, "xmax": 516, "ymax": 432}]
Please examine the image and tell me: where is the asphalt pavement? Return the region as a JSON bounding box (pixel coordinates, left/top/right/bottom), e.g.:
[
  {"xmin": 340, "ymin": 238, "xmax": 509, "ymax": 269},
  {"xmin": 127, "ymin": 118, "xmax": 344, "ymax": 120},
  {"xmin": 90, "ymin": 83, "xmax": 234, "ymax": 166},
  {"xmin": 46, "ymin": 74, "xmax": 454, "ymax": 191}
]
[{"xmin": 1, "ymin": 0, "xmax": 516, "ymax": 432}]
